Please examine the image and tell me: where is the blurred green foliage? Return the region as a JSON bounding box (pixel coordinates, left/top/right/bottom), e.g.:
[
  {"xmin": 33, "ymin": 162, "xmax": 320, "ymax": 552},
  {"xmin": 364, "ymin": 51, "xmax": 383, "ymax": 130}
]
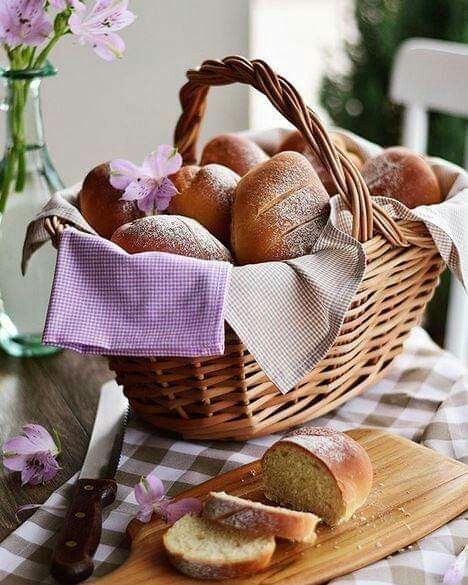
[{"xmin": 320, "ymin": 0, "xmax": 468, "ymax": 344}]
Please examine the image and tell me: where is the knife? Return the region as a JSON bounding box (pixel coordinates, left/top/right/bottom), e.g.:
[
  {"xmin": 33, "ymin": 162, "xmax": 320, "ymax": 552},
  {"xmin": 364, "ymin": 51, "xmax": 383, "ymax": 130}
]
[{"xmin": 51, "ymin": 380, "xmax": 128, "ymax": 584}]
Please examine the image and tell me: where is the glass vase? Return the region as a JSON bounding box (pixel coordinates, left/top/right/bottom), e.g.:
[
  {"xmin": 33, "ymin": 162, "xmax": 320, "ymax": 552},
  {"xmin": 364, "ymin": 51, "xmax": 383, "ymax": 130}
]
[{"xmin": 0, "ymin": 63, "xmax": 63, "ymax": 358}]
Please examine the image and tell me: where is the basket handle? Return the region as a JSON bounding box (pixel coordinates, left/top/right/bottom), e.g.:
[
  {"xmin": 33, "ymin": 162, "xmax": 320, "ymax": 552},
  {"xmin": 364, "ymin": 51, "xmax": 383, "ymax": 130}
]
[{"xmin": 174, "ymin": 55, "xmax": 407, "ymax": 246}]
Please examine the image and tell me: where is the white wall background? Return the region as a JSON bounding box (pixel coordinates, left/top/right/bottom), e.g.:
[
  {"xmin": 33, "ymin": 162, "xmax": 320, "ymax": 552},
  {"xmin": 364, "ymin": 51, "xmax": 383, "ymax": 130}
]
[
  {"xmin": 38, "ymin": 0, "xmax": 251, "ymax": 185},
  {"xmin": 0, "ymin": 0, "xmax": 350, "ymax": 185},
  {"xmin": 250, "ymin": 0, "xmax": 351, "ymax": 130}
]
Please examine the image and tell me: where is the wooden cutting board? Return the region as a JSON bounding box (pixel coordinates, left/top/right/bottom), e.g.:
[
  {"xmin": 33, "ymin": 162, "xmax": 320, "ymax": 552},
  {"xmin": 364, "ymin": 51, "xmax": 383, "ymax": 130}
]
[{"xmin": 99, "ymin": 429, "xmax": 468, "ymax": 584}]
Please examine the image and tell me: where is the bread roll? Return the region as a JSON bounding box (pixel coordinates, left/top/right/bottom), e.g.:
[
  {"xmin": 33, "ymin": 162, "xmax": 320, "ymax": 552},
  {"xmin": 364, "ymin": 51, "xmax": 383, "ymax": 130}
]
[
  {"xmin": 347, "ymin": 151, "xmax": 365, "ymax": 170},
  {"xmin": 170, "ymin": 164, "xmax": 200, "ymax": 193},
  {"xmin": 203, "ymin": 491, "xmax": 319, "ymax": 543},
  {"xmin": 79, "ymin": 163, "xmax": 143, "ymax": 239},
  {"xmin": 361, "ymin": 146, "xmax": 442, "ymax": 208},
  {"xmin": 262, "ymin": 427, "xmax": 373, "ymax": 526},
  {"xmin": 163, "ymin": 514, "xmax": 275, "ymax": 580},
  {"xmin": 278, "ymin": 130, "xmax": 346, "ymax": 194},
  {"xmin": 168, "ymin": 164, "xmax": 240, "ymax": 244},
  {"xmin": 111, "ymin": 215, "xmax": 232, "ymax": 262},
  {"xmin": 231, "ymin": 151, "xmax": 329, "ymax": 265},
  {"xmin": 234, "ymin": 128, "xmax": 295, "ymax": 156},
  {"xmin": 201, "ymin": 133, "xmax": 269, "ymax": 177}
]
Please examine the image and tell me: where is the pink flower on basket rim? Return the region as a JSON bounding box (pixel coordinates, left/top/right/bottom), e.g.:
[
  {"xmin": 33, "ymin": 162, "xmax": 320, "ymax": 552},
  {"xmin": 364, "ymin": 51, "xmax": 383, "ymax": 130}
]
[
  {"xmin": 2, "ymin": 424, "xmax": 61, "ymax": 485},
  {"xmin": 69, "ymin": 0, "xmax": 136, "ymax": 61},
  {"xmin": 134, "ymin": 475, "xmax": 201, "ymax": 524},
  {"xmin": 0, "ymin": 0, "xmax": 53, "ymax": 49},
  {"xmin": 110, "ymin": 145, "xmax": 182, "ymax": 213}
]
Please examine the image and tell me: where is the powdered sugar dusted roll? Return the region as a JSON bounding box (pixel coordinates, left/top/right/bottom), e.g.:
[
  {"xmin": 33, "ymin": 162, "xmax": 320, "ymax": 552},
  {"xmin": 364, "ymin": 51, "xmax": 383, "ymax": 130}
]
[
  {"xmin": 169, "ymin": 163, "xmax": 240, "ymax": 245},
  {"xmin": 262, "ymin": 427, "xmax": 373, "ymax": 525},
  {"xmin": 201, "ymin": 133, "xmax": 269, "ymax": 177},
  {"xmin": 111, "ymin": 215, "xmax": 232, "ymax": 262},
  {"xmin": 231, "ymin": 151, "xmax": 329, "ymax": 265}
]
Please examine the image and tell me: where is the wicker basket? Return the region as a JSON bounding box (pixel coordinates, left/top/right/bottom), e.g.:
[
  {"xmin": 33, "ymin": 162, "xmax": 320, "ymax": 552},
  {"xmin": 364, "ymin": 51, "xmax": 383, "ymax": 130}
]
[{"xmin": 47, "ymin": 56, "xmax": 444, "ymax": 441}]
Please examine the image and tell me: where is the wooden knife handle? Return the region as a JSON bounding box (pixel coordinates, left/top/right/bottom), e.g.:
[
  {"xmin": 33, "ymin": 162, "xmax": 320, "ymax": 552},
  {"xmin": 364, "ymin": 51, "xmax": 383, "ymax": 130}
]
[{"xmin": 50, "ymin": 478, "xmax": 117, "ymax": 583}]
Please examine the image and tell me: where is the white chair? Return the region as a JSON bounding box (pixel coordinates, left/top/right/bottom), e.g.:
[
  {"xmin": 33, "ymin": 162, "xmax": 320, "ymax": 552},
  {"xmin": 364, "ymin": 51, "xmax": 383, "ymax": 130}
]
[{"xmin": 390, "ymin": 38, "xmax": 468, "ymax": 361}]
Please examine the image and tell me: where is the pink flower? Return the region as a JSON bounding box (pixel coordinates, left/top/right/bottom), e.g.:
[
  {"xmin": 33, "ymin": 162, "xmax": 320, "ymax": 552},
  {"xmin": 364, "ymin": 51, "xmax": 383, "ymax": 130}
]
[
  {"xmin": 49, "ymin": 0, "xmax": 85, "ymax": 11},
  {"xmin": 134, "ymin": 475, "xmax": 164, "ymax": 523},
  {"xmin": 2, "ymin": 424, "xmax": 61, "ymax": 486},
  {"xmin": 134, "ymin": 475, "xmax": 201, "ymax": 524},
  {"xmin": 69, "ymin": 0, "xmax": 136, "ymax": 61},
  {"xmin": 158, "ymin": 498, "xmax": 202, "ymax": 524},
  {"xmin": 0, "ymin": 0, "xmax": 53, "ymax": 49},
  {"xmin": 110, "ymin": 145, "xmax": 182, "ymax": 213}
]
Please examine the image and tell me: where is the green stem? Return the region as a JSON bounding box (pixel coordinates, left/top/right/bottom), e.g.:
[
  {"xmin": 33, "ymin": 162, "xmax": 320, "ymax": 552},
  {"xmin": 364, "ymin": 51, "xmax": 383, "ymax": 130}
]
[
  {"xmin": 33, "ymin": 32, "xmax": 65, "ymax": 70},
  {"xmin": 0, "ymin": 147, "xmax": 17, "ymax": 217},
  {"xmin": 14, "ymin": 81, "xmax": 27, "ymax": 192}
]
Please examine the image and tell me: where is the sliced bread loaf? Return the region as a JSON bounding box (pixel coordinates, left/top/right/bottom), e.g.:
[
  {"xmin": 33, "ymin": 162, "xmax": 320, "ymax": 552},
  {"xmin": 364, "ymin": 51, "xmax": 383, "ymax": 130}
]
[
  {"xmin": 203, "ymin": 491, "xmax": 320, "ymax": 543},
  {"xmin": 262, "ymin": 427, "xmax": 373, "ymax": 525},
  {"xmin": 163, "ymin": 514, "xmax": 275, "ymax": 580}
]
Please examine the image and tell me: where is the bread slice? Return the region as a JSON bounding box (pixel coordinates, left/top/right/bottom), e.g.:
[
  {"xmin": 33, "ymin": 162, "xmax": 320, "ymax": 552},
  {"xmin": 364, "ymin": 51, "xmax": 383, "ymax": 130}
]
[
  {"xmin": 163, "ymin": 514, "xmax": 275, "ymax": 580},
  {"xmin": 262, "ymin": 427, "xmax": 373, "ymax": 525},
  {"xmin": 203, "ymin": 491, "xmax": 319, "ymax": 543}
]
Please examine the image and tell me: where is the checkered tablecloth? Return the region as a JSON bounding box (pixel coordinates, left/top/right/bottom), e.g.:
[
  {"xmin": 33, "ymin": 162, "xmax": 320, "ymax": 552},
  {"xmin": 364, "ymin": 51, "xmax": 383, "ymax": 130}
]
[{"xmin": 0, "ymin": 327, "xmax": 467, "ymax": 584}]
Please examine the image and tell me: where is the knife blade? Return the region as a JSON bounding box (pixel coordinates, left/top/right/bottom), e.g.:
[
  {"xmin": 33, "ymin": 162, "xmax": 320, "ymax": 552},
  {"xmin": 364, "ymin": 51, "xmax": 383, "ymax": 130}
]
[{"xmin": 51, "ymin": 380, "xmax": 128, "ymax": 584}]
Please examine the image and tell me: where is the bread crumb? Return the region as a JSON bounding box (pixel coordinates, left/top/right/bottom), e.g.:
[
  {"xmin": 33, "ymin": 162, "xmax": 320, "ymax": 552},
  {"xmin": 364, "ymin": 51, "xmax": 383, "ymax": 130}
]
[
  {"xmin": 376, "ymin": 542, "xmax": 383, "ymax": 548},
  {"xmin": 316, "ymin": 543, "xmax": 321, "ymax": 548},
  {"xmin": 357, "ymin": 544, "xmax": 363, "ymax": 550},
  {"xmin": 333, "ymin": 545, "xmax": 340, "ymax": 550},
  {"xmin": 378, "ymin": 482, "xmax": 384, "ymax": 487}
]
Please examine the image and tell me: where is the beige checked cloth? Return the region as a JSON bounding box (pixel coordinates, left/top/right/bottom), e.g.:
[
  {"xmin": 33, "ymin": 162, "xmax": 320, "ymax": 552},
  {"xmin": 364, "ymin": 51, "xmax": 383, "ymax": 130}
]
[
  {"xmin": 22, "ymin": 130, "xmax": 468, "ymax": 394},
  {"xmin": 0, "ymin": 327, "xmax": 466, "ymax": 584}
]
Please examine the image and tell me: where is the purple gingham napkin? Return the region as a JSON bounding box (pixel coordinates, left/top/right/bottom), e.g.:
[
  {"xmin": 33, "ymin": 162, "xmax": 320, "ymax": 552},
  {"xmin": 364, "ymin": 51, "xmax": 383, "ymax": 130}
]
[{"xmin": 43, "ymin": 229, "xmax": 232, "ymax": 356}]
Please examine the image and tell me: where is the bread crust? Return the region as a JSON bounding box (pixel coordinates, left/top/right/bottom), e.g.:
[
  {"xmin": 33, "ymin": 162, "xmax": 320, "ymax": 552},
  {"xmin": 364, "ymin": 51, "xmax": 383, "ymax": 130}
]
[
  {"xmin": 165, "ymin": 545, "xmax": 274, "ymax": 581},
  {"xmin": 201, "ymin": 133, "xmax": 269, "ymax": 177},
  {"xmin": 110, "ymin": 215, "xmax": 232, "ymax": 262},
  {"xmin": 163, "ymin": 515, "xmax": 275, "ymax": 580},
  {"xmin": 262, "ymin": 427, "xmax": 373, "ymax": 525},
  {"xmin": 278, "ymin": 130, "xmax": 347, "ymax": 194},
  {"xmin": 231, "ymin": 151, "xmax": 329, "ymax": 264},
  {"xmin": 79, "ymin": 162, "xmax": 143, "ymax": 239},
  {"xmin": 361, "ymin": 146, "xmax": 442, "ymax": 208},
  {"xmin": 168, "ymin": 164, "xmax": 240, "ymax": 245},
  {"xmin": 203, "ymin": 491, "xmax": 319, "ymax": 543}
]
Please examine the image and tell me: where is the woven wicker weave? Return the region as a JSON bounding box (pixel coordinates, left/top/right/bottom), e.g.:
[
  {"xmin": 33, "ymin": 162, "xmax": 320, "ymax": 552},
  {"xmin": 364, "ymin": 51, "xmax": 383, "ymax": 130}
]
[{"xmin": 47, "ymin": 56, "xmax": 444, "ymax": 440}]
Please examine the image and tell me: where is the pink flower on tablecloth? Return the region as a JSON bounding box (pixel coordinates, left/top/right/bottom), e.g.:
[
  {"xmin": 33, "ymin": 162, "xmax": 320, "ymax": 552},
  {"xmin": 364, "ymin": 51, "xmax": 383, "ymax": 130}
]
[
  {"xmin": 2, "ymin": 424, "xmax": 61, "ymax": 485},
  {"xmin": 134, "ymin": 475, "xmax": 164, "ymax": 523},
  {"xmin": 0, "ymin": 0, "xmax": 53, "ymax": 49},
  {"xmin": 110, "ymin": 145, "xmax": 182, "ymax": 213},
  {"xmin": 158, "ymin": 497, "xmax": 202, "ymax": 524},
  {"xmin": 49, "ymin": 0, "xmax": 85, "ymax": 12},
  {"xmin": 134, "ymin": 475, "xmax": 201, "ymax": 524},
  {"xmin": 69, "ymin": 0, "xmax": 136, "ymax": 61}
]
